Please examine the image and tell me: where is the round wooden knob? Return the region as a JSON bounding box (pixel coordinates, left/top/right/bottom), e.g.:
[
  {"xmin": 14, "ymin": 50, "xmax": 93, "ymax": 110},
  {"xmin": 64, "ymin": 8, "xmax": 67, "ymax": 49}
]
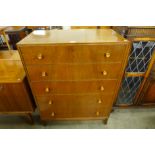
[
  {"xmin": 42, "ymin": 71, "xmax": 47, "ymax": 77},
  {"xmin": 98, "ymin": 99, "xmax": 102, "ymax": 104},
  {"xmin": 105, "ymin": 52, "xmax": 111, "ymax": 58},
  {"xmin": 37, "ymin": 53, "xmax": 43, "ymax": 60},
  {"xmin": 17, "ymin": 78, "xmax": 21, "ymax": 81},
  {"xmin": 45, "ymin": 87, "xmax": 50, "ymax": 93},
  {"xmin": 96, "ymin": 111, "xmax": 100, "ymax": 116},
  {"xmin": 48, "ymin": 100, "xmax": 53, "ymax": 105},
  {"xmin": 100, "ymin": 86, "xmax": 104, "ymax": 91},
  {"xmin": 102, "ymin": 70, "xmax": 107, "ymax": 76},
  {"xmin": 51, "ymin": 112, "xmax": 55, "ymax": 117}
]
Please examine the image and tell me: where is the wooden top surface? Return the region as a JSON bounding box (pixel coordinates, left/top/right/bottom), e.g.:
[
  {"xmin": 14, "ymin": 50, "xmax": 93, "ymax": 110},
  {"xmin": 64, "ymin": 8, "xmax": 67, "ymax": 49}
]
[
  {"xmin": 0, "ymin": 50, "xmax": 21, "ymax": 60},
  {"xmin": 17, "ymin": 29, "xmax": 128, "ymax": 46},
  {"xmin": 0, "ymin": 50, "xmax": 25, "ymax": 83}
]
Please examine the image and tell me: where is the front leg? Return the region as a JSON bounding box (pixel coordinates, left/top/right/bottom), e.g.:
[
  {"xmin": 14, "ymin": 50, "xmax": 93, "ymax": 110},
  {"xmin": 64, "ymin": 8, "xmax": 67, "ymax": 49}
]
[{"xmin": 103, "ymin": 118, "xmax": 108, "ymax": 125}]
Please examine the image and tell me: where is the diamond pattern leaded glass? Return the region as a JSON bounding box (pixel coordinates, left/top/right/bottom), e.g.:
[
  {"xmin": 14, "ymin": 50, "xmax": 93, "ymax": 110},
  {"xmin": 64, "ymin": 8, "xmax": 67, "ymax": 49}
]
[
  {"xmin": 116, "ymin": 41, "xmax": 155, "ymax": 105},
  {"xmin": 116, "ymin": 76, "xmax": 144, "ymax": 104},
  {"xmin": 126, "ymin": 41, "xmax": 155, "ymax": 72}
]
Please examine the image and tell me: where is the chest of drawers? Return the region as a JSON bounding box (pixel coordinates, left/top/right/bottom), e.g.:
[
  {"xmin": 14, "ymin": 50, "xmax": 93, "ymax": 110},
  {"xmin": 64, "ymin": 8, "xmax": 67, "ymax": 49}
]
[
  {"xmin": 17, "ymin": 29, "xmax": 131, "ymax": 124},
  {"xmin": 0, "ymin": 51, "xmax": 35, "ymax": 123}
]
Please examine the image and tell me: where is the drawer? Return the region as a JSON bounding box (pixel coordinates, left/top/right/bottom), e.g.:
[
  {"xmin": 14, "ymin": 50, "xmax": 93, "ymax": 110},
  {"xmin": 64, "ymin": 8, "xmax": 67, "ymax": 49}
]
[
  {"xmin": 20, "ymin": 45, "xmax": 126, "ymax": 64},
  {"xmin": 36, "ymin": 94, "xmax": 113, "ymax": 119},
  {"xmin": 27, "ymin": 63, "xmax": 122, "ymax": 81},
  {"xmin": 31, "ymin": 80, "xmax": 117, "ymax": 95}
]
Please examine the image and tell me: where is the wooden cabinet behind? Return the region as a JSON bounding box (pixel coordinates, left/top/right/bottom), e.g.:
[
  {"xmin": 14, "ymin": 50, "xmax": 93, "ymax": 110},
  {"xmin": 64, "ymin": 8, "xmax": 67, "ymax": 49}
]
[
  {"xmin": 137, "ymin": 62, "xmax": 155, "ymax": 106},
  {"xmin": 0, "ymin": 51, "xmax": 35, "ymax": 122},
  {"xmin": 17, "ymin": 29, "xmax": 131, "ymax": 123},
  {"xmin": 0, "ymin": 79, "xmax": 34, "ymax": 112}
]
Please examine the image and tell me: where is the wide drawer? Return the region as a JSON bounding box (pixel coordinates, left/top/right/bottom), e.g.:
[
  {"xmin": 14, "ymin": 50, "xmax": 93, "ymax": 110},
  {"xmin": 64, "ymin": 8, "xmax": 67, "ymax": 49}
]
[
  {"xmin": 27, "ymin": 63, "xmax": 122, "ymax": 81},
  {"xmin": 31, "ymin": 80, "xmax": 117, "ymax": 95},
  {"xmin": 20, "ymin": 45, "xmax": 126, "ymax": 64},
  {"xmin": 36, "ymin": 94, "xmax": 113, "ymax": 119}
]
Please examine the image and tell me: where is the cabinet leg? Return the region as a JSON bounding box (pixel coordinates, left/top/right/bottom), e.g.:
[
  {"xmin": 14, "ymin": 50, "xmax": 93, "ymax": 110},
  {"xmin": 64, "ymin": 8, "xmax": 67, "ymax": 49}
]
[
  {"xmin": 103, "ymin": 118, "xmax": 108, "ymax": 125},
  {"xmin": 26, "ymin": 113, "xmax": 34, "ymax": 125}
]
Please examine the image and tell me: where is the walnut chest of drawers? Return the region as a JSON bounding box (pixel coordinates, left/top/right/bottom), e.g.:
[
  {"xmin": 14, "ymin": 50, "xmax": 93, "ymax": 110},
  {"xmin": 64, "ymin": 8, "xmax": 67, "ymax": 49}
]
[
  {"xmin": 0, "ymin": 50, "xmax": 35, "ymax": 123},
  {"xmin": 17, "ymin": 29, "xmax": 131, "ymax": 124}
]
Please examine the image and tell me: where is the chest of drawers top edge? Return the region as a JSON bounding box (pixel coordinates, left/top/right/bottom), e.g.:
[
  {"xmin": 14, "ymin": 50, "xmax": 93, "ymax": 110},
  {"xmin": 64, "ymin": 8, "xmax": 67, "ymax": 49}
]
[{"xmin": 17, "ymin": 29, "xmax": 129, "ymax": 46}]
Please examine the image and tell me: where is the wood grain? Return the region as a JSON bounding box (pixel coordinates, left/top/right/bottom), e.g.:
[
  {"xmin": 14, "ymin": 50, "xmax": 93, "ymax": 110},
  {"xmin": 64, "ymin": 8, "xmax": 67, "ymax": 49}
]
[
  {"xmin": 27, "ymin": 63, "xmax": 122, "ymax": 81},
  {"xmin": 0, "ymin": 77, "xmax": 35, "ymax": 112},
  {"xmin": 36, "ymin": 94, "xmax": 113, "ymax": 120},
  {"xmin": 17, "ymin": 29, "xmax": 128, "ymax": 45},
  {"xmin": 0, "ymin": 51, "xmax": 25, "ymax": 83},
  {"xmin": 20, "ymin": 45, "xmax": 126, "ymax": 64},
  {"xmin": 31, "ymin": 80, "xmax": 117, "ymax": 95},
  {"xmin": 17, "ymin": 29, "xmax": 130, "ymax": 122},
  {"xmin": 0, "ymin": 50, "xmax": 35, "ymax": 123}
]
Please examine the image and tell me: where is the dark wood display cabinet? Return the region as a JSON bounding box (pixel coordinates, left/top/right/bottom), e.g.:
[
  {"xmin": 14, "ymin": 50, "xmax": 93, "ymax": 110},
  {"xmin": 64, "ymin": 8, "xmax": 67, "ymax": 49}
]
[
  {"xmin": 113, "ymin": 26, "xmax": 155, "ymax": 108},
  {"xmin": 136, "ymin": 53, "xmax": 155, "ymax": 106}
]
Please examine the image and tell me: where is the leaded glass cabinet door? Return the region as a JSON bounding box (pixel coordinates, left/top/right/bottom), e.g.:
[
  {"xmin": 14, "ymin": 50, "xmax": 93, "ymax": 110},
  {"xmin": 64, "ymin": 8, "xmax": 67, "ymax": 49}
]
[{"xmin": 116, "ymin": 41, "xmax": 155, "ymax": 106}]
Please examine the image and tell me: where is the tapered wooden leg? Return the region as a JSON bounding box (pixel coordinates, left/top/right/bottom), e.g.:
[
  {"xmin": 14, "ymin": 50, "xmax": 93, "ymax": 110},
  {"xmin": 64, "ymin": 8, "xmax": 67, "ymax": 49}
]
[
  {"xmin": 103, "ymin": 118, "xmax": 108, "ymax": 125},
  {"xmin": 26, "ymin": 113, "xmax": 34, "ymax": 125}
]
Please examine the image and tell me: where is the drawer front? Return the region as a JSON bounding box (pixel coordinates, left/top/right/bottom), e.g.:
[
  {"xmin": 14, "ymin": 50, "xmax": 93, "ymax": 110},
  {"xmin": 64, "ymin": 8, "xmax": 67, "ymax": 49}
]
[
  {"xmin": 27, "ymin": 63, "xmax": 122, "ymax": 81},
  {"xmin": 31, "ymin": 80, "xmax": 117, "ymax": 95},
  {"xmin": 36, "ymin": 94, "xmax": 113, "ymax": 119},
  {"xmin": 20, "ymin": 45, "xmax": 126, "ymax": 64}
]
